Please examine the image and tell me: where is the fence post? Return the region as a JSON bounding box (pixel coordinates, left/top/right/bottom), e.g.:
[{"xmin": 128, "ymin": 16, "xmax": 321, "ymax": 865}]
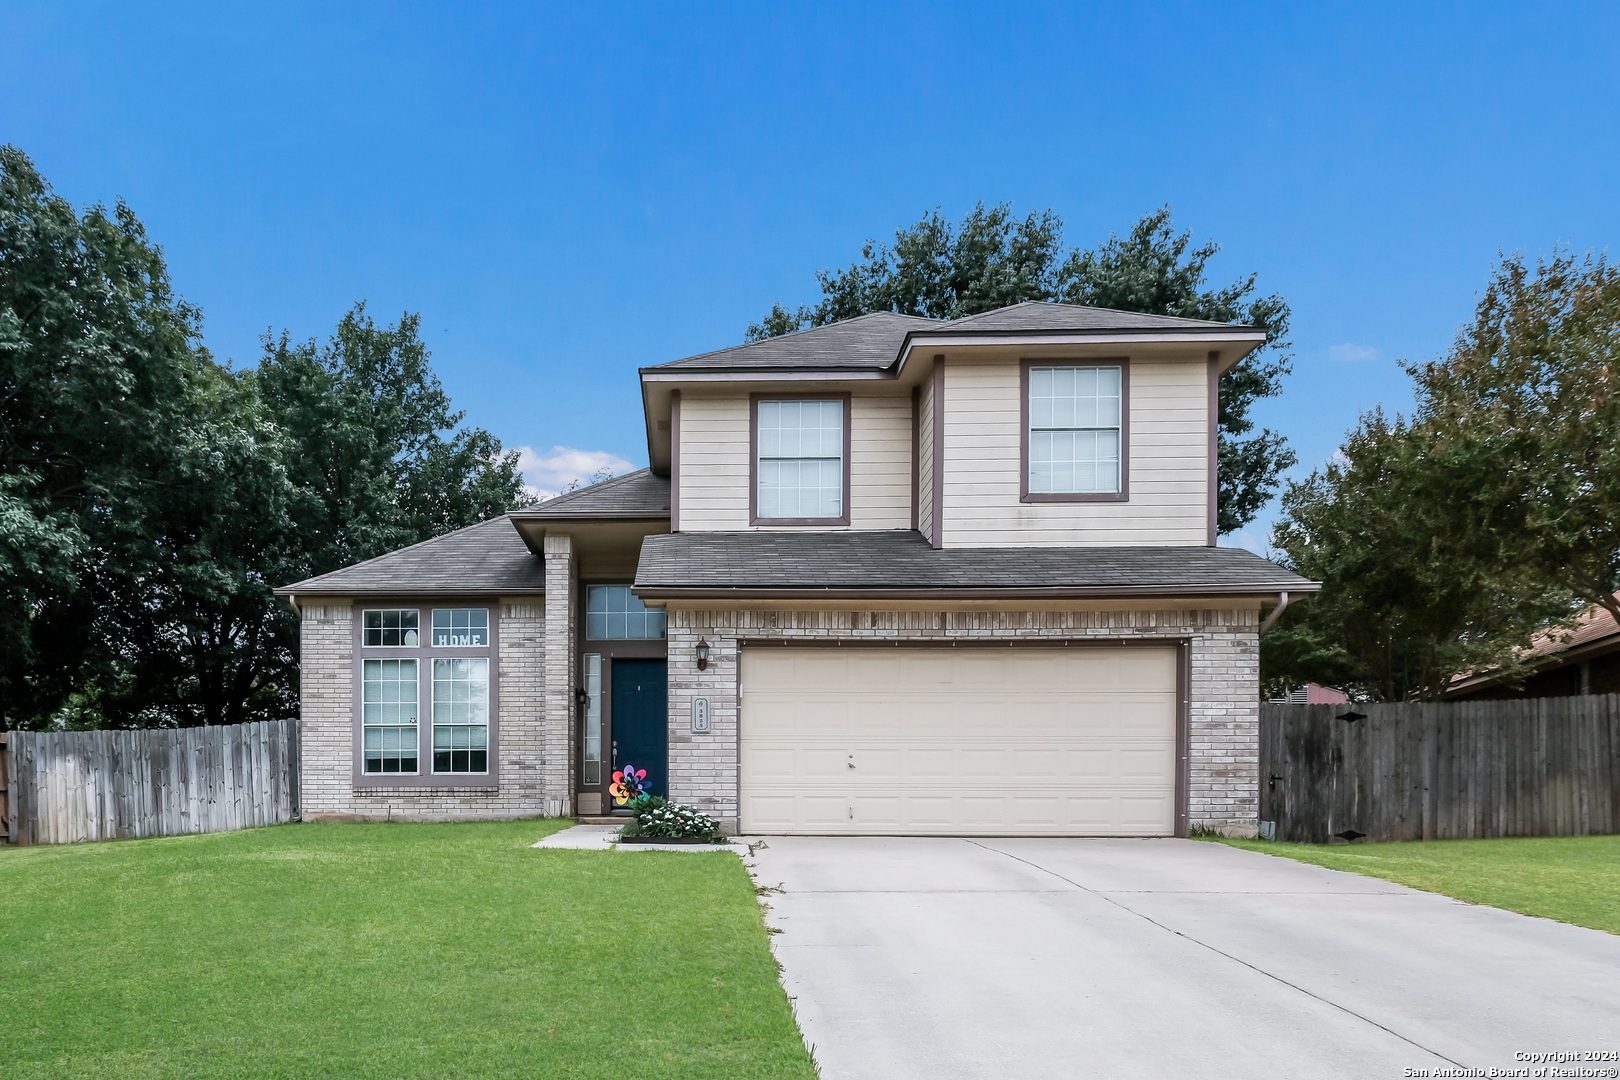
[{"xmin": 0, "ymin": 732, "xmax": 10, "ymax": 845}]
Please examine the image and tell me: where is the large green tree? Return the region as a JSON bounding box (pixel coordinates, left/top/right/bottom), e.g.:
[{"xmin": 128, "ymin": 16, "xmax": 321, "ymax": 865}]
[
  {"xmin": 1263, "ymin": 407, "xmax": 1571, "ymax": 701},
  {"xmin": 0, "ymin": 144, "xmax": 210, "ymax": 726},
  {"xmin": 1264, "ymin": 249, "xmax": 1620, "ymax": 701},
  {"xmin": 748, "ymin": 204, "xmax": 1294, "ymax": 533},
  {"xmin": 1409, "ymin": 250, "xmax": 1620, "ymax": 628},
  {"xmin": 256, "ymin": 304, "xmax": 531, "ymax": 586},
  {"xmin": 0, "ymin": 145, "xmax": 532, "ymax": 729}
]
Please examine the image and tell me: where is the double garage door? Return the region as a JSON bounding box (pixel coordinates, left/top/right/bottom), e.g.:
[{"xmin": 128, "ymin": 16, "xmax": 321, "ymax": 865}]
[{"xmin": 739, "ymin": 645, "xmax": 1181, "ymax": 836}]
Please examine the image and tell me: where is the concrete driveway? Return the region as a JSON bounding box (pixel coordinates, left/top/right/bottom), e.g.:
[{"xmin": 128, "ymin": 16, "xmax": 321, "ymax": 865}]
[{"xmin": 745, "ymin": 837, "xmax": 1620, "ymax": 1080}]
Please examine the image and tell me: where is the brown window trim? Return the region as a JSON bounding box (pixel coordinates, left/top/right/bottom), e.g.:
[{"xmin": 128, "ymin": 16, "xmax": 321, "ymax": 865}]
[
  {"xmin": 1019, "ymin": 358, "xmax": 1131, "ymax": 504},
  {"xmin": 749, "ymin": 391, "xmax": 853, "ymax": 526},
  {"xmin": 351, "ymin": 597, "xmax": 501, "ymax": 789}
]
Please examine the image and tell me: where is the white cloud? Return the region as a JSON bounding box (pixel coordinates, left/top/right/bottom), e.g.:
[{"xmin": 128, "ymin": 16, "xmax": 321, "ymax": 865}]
[
  {"xmin": 1327, "ymin": 342, "xmax": 1380, "ymax": 364},
  {"xmin": 513, "ymin": 445, "xmax": 638, "ymax": 501}
]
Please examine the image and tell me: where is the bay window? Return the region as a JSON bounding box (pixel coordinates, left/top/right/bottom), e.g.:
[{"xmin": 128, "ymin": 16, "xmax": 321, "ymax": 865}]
[{"xmin": 355, "ymin": 604, "xmax": 497, "ymax": 784}]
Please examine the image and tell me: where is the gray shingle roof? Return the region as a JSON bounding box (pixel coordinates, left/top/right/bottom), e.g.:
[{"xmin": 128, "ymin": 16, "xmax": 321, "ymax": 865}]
[
  {"xmin": 634, "ymin": 530, "xmax": 1315, "ymax": 597},
  {"xmin": 276, "ymin": 516, "xmax": 543, "ymax": 596},
  {"xmin": 643, "ymin": 302, "xmax": 1259, "ymax": 375},
  {"xmin": 933, "ymin": 300, "xmax": 1253, "ymax": 334},
  {"xmin": 512, "ymin": 468, "xmax": 670, "ymax": 520},
  {"xmin": 644, "ymin": 312, "xmax": 941, "ymax": 372}
]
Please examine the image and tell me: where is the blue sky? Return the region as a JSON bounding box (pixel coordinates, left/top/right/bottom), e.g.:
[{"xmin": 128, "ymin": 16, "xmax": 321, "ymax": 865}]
[{"xmin": 5, "ymin": 2, "xmax": 1618, "ymax": 547}]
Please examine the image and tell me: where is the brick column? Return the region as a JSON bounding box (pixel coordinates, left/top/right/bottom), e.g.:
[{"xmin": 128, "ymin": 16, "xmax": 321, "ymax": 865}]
[
  {"xmin": 542, "ymin": 533, "xmax": 576, "ymax": 817},
  {"xmin": 298, "ymin": 599, "xmax": 353, "ymax": 818}
]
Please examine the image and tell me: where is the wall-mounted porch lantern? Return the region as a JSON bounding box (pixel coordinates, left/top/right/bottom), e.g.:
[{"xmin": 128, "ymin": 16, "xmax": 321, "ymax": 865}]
[
  {"xmin": 695, "ymin": 637, "xmax": 711, "ymax": 671},
  {"xmin": 574, "ymin": 687, "xmax": 589, "ymax": 712}
]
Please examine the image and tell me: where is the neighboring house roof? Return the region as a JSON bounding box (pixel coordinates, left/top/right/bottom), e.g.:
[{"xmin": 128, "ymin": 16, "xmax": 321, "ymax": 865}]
[
  {"xmin": 633, "ymin": 531, "xmax": 1315, "ymax": 599},
  {"xmin": 641, "ymin": 302, "xmax": 1263, "ymax": 375},
  {"xmin": 645, "ymin": 312, "xmax": 940, "ymax": 373},
  {"xmin": 1522, "ymin": 597, "xmax": 1620, "ymax": 658},
  {"xmin": 276, "ymin": 515, "xmax": 545, "ymax": 597},
  {"xmin": 510, "ymin": 468, "xmax": 670, "ymax": 521},
  {"xmin": 1446, "ymin": 594, "xmax": 1620, "ymax": 695}
]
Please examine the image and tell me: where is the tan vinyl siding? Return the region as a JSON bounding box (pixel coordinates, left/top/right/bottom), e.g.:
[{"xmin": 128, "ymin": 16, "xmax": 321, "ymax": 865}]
[
  {"xmin": 942, "ymin": 357, "xmax": 1209, "ymax": 547},
  {"xmin": 676, "ymin": 391, "xmax": 914, "ymax": 531},
  {"xmin": 917, "ymin": 366, "xmax": 937, "ymax": 542}
]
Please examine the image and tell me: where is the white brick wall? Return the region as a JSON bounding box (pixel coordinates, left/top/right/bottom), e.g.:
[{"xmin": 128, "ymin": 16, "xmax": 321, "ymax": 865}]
[
  {"xmin": 299, "ymin": 594, "xmax": 1260, "ymax": 834},
  {"xmin": 665, "ymin": 606, "xmax": 1261, "ymax": 836},
  {"xmin": 297, "ymin": 597, "xmax": 561, "ymax": 822}
]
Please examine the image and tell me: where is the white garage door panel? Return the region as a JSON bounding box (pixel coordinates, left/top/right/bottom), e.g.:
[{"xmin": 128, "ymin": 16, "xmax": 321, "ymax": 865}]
[{"xmin": 740, "ymin": 646, "xmax": 1180, "ymax": 836}]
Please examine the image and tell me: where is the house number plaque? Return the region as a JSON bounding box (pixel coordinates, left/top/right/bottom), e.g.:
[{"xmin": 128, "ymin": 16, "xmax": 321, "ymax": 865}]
[{"xmin": 691, "ymin": 697, "xmax": 711, "ymax": 733}]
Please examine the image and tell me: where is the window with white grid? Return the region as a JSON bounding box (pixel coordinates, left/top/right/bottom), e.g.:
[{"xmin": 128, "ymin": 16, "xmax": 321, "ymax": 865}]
[
  {"xmin": 1028, "ymin": 366, "xmax": 1122, "ymax": 494},
  {"xmin": 362, "ymin": 659, "xmax": 419, "ymax": 773},
  {"xmin": 585, "ymin": 585, "xmax": 666, "ymax": 640},
  {"xmin": 363, "ymin": 608, "xmax": 419, "ymax": 647},
  {"xmin": 757, "ymin": 399, "xmax": 844, "ymax": 519},
  {"xmin": 432, "ymin": 657, "xmax": 489, "ymax": 773},
  {"xmin": 431, "ymin": 608, "xmax": 489, "ymax": 647}
]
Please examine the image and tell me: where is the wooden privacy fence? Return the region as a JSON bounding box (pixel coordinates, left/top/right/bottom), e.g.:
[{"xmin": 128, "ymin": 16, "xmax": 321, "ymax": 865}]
[
  {"xmin": 1259, "ymin": 695, "xmax": 1620, "ymax": 844},
  {"xmin": 2, "ymin": 719, "xmax": 299, "ymax": 846}
]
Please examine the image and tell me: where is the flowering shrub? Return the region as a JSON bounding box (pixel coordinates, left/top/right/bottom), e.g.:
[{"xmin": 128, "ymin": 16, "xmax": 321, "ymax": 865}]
[{"xmin": 620, "ymin": 798, "xmax": 723, "ymax": 841}]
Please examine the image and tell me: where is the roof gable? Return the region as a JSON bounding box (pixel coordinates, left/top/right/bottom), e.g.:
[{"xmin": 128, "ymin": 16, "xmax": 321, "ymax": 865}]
[
  {"xmin": 644, "ymin": 302, "xmax": 1259, "ymax": 376},
  {"xmin": 512, "ymin": 468, "xmax": 670, "ymax": 520},
  {"xmin": 644, "ymin": 312, "xmax": 941, "ymax": 373},
  {"xmin": 935, "ymin": 300, "xmax": 1251, "ymax": 334},
  {"xmin": 277, "ymin": 515, "xmax": 543, "ymax": 596}
]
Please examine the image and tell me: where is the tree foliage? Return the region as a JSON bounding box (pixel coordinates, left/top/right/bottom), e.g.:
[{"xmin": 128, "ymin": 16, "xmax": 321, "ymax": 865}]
[
  {"xmin": 1264, "ymin": 408, "xmax": 1571, "ymax": 701},
  {"xmin": 1409, "ymin": 251, "xmax": 1620, "ymax": 628},
  {"xmin": 1266, "ymin": 251, "xmax": 1620, "ymax": 700},
  {"xmin": 747, "ymin": 204, "xmax": 1295, "ymax": 533},
  {"xmin": 0, "ymin": 146, "xmax": 530, "ymax": 729}
]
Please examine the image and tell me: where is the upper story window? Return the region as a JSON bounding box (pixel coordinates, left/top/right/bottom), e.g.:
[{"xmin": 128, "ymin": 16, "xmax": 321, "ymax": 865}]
[
  {"xmin": 363, "ymin": 608, "xmax": 419, "ymax": 647},
  {"xmin": 586, "ymin": 585, "xmax": 667, "ymax": 640},
  {"xmin": 753, "ymin": 396, "xmax": 848, "ymax": 523},
  {"xmin": 432, "ymin": 608, "xmax": 489, "ymax": 647},
  {"xmin": 1024, "ymin": 364, "xmax": 1126, "ymax": 501}
]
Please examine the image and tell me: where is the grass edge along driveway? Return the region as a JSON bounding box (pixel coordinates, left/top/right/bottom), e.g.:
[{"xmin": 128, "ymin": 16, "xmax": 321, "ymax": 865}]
[
  {"xmin": 1216, "ymin": 833, "xmax": 1620, "ymax": 936},
  {"xmin": 0, "ymin": 819, "xmax": 817, "ymax": 1080}
]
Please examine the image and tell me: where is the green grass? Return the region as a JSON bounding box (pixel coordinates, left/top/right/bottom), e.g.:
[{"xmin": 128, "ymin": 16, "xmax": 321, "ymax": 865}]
[
  {"xmin": 0, "ymin": 819, "xmax": 816, "ymax": 1080},
  {"xmin": 1217, "ymin": 833, "xmax": 1620, "ymax": 935}
]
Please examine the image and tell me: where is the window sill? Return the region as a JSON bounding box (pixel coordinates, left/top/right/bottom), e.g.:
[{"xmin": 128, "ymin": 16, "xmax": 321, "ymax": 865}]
[
  {"xmin": 749, "ymin": 516, "xmax": 852, "ymax": 526},
  {"xmin": 352, "ymin": 785, "xmax": 500, "ymax": 796},
  {"xmin": 1020, "ymin": 491, "xmax": 1129, "ymax": 503}
]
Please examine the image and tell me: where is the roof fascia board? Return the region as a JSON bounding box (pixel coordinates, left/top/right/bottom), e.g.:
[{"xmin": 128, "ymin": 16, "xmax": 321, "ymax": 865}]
[
  {"xmin": 895, "ymin": 329, "xmax": 1267, "ymax": 375},
  {"xmin": 274, "ymin": 586, "xmax": 545, "ymax": 598},
  {"xmin": 508, "ymin": 512, "xmax": 671, "ymax": 523},
  {"xmin": 634, "ymin": 582, "xmax": 1320, "ymax": 602},
  {"xmin": 640, "ymin": 368, "xmax": 892, "ymax": 382}
]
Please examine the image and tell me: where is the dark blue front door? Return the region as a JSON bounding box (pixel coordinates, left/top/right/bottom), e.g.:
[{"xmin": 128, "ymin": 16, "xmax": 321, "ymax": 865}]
[{"xmin": 611, "ymin": 659, "xmax": 668, "ymax": 799}]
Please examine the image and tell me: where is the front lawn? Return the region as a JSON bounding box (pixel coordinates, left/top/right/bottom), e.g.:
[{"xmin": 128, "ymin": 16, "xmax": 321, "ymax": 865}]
[
  {"xmin": 1218, "ymin": 833, "xmax": 1620, "ymax": 935},
  {"xmin": 0, "ymin": 819, "xmax": 816, "ymax": 1080}
]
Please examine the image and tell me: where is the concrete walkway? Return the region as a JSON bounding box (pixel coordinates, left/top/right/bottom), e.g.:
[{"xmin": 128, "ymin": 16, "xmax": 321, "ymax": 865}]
[
  {"xmin": 746, "ymin": 837, "xmax": 1620, "ymax": 1080},
  {"xmin": 530, "ymin": 823, "xmax": 735, "ymax": 853}
]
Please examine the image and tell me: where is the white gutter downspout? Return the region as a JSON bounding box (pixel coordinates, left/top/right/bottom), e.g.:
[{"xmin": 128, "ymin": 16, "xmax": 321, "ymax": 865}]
[{"xmin": 1258, "ymin": 591, "xmax": 1290, "ymax": 634}]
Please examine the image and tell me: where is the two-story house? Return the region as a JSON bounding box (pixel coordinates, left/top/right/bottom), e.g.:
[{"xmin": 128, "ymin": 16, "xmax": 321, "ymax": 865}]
[{"xmin": 277, "ymin": 301, "xmax": 1316, "ymax": 837}]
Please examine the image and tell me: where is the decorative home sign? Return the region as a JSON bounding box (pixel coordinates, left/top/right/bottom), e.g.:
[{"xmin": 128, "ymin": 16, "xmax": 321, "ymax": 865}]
[{"xmin": 691, "ymin": 696, "xmax": 711, "ymax": 733}]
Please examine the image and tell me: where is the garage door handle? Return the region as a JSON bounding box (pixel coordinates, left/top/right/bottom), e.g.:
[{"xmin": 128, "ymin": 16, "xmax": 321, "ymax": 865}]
[{"xmin": 847, "ymin": 762, "xmax": 855, "ymax": 769}]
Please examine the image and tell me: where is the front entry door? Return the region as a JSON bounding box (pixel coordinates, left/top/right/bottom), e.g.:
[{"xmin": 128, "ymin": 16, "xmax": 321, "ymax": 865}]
[{"xmin": 611, "ymin": 659, "xmax": 668, "ymax": 799}]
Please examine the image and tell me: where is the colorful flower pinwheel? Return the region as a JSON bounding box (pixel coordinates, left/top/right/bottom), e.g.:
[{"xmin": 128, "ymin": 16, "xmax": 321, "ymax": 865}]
[{"xmin": 609, "ymin": 764, "xmax": 649, "ymax": 805}]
